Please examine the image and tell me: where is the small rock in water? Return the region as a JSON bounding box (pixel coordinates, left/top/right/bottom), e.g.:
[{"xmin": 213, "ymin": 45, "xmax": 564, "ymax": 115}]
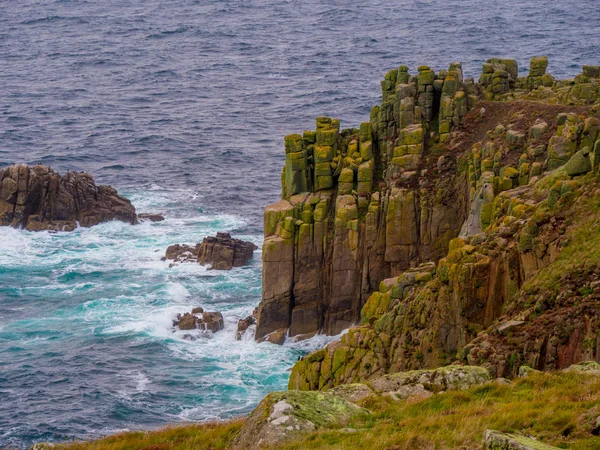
[
  {"xmin": 138, "ymin": 213, "xmax": 165, "ymax": 222},
  {"xmin": 173, "ymin": 309, "xmax": 224, "ymax": 333}
]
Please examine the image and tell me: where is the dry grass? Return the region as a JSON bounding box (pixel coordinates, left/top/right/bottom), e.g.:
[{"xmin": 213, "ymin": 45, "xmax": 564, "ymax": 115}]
[
  {"xmin": 47, "ymin": 372, "xmax": 600, "ymax": 450},
  {"xmin": 276, "ymin": 371, "xmax": 600, "ymax": 450}
]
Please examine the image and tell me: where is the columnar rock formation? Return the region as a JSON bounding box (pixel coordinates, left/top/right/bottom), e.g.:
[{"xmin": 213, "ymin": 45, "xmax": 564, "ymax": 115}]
[
  {"xmin": 284, "ymin": 58, "xmax": 600, "ymax": 388},
  {"xmin": 253, "ymin": 57, "xmax": 600, "ymax": 390},
  {"xmin": 0, "ymin": 164, "xmax": 136, "ymax": 231},
  {"xmin": 256, "ymin": 63, "xmax": 477, "ymax": 341}
]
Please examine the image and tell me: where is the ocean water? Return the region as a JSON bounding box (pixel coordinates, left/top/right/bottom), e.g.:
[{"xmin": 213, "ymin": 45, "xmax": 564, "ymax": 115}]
[{"xmin": 0, "ymin": 0, "xmax": 599, "ymax": 448}]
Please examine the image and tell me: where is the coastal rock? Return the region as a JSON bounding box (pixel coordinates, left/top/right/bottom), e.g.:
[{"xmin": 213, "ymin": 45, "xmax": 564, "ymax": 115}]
[
  {"xmin": 138, "ymin": 213, "xmax": 165, "ymax": 222},
  {"xmin": 232, "ymin": 390, "xmax": 369, "ymax": 450},
  {"xmin": 0, "ymin": 164, "xmax": 136, "ymax": 231},
  {"xmin": 369, "ymin": 366, "xmax": 490, "ymax": 400},
  {"xmin": 163, "ymin": 232, "xmax": 258, "ymax": 269},
  {"xmin": 236, "ymin": 311, "xmax": 257, "ymax": 340},
  {"xmin": 163, "ymin": 244, "xmax": 200, "ymax": 263},
  {"xmin": 198, "ymin": 232, "xmax": 258, "ymax": 270},
  {"xmin": 174, "ymin": 309, "xmax": 224, "ymax": 333},
  {"xmin": 483, "ymin": 430, "xmax": 560, "ymax": 449}
]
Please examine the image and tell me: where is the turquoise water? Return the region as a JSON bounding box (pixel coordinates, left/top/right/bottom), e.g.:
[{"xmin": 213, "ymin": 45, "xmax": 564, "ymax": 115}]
[{"xmin": 0, "ymin": 186, "xmax": 336, "ymax": 448}]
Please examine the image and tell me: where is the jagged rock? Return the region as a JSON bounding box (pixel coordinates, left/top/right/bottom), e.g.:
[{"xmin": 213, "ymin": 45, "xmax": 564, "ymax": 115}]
[
  {"xmin": 369, "ymin": 366, "xmax": 490, "ymax": 400},
  {"xmin": 0, "ymin": 164, "xmax": 136, "ymax": 231},
  {"xmin": 260, "ymin": 328, "xmax": 287, "ymax": 345},
  {"xmin": 198, "ymin": 232, "xmax": 258, "ymax": 270},
  {"xmin": 483, "ymin": 429, "xmax": 560, "ymax": 449},
  {"xmin": 138, "ymin": 213, "xmax": 165, "ymax": 222},
  {"xmin": 232, "ymin": 391, "xmax": 369, "ymax": 450},
  {"xmin": 163, "ymin": 244, "xmax": 200, "ymax": 263},
  {"xmin": 163, "ymin": 233, "xmax": 257, "ymax": 269},
  {"xmin": 174, "ymin": 309, "xmax": 224, "ymax": 333},
  {"xmin": 236, "ymin": 312, "xmax": 257, "ymax": 340}
]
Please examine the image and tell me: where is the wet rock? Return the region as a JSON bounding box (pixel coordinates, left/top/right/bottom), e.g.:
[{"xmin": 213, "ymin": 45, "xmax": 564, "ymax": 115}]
[
  {"xmin": 483, "ymin": 429, "xmax": 559, "ymax": 449},
  {"xmin": 174, "ymin": 309, "xmax": 224, "ymax": 333},
  {"xmin": 236, "ymin": 311, "xmax": 257, "ymax": 340},
  {"xmin": 0, "ymin": 164, "xmax": 136, "ymax": 231},
  {"xmin": 232, "ymin": 390, "xmax": 369, "ymax": 450},
  {"xmin": 198, "ymin": 232, "xmax": 258, "ymax": 270},
  {"xmin": 260, "ymin": 328, "xmax": 288, "ymax": 345},
  {"xmin": 163, "ymin": 244, "xmax": 199, "ymax": 263},
  {"xmin": 138, "ymin": 213, "xmax": 165, "ymax": 222}
]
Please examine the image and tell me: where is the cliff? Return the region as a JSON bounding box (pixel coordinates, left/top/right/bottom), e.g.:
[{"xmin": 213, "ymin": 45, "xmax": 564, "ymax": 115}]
[
  {"xmin": 284, "ymin": 57, "xmax": 600, "ymax": 388},
  {"xmin": 248, "ymin": 57, "xmax": 600, "ymax": 388},
  {"xmin": 0, "ymin": 164, "xmax": 137, "ymax": 231}
]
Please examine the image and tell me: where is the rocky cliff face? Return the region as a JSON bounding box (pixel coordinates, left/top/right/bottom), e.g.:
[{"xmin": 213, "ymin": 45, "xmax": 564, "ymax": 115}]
[
  {"xmin": 285, "ymin": 57, "xmax": 600, "ymax": 388},
  {"xmin": 0, "ymin": 164, "xmax": 136, "ymax": 231},
  {"xmin": 256, "ymin": 62, "xmax": 478, "ymax": 341}
]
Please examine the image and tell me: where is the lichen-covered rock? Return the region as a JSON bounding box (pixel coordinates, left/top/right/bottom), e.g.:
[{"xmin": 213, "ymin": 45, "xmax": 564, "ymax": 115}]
[
  {"xmin": 328, "ymin": 383, "xmax": 375, "ymax": 404},
  {"xmin": 369, "ymin": 365, "xmax": 490, "ymax": 400},
  {"xmin": 563, "ymin": 361, "xmax": 600, "ymax": 373},
  {"xmin": 232, "ymin": 391, "xmax": 369, "ymax": 450},
  {"xmin": 0, "ymin": 164, "xmax": 137, "ymax": 231},
  {"xmin": 483, "ymin": 429, "xmax": 560, "ymax": 450}
]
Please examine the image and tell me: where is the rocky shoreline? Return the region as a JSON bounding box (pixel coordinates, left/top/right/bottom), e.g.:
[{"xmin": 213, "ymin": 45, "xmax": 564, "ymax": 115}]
[{"xmin": 18, "ymin": 56, "xmax": 600, "ymax": 449}]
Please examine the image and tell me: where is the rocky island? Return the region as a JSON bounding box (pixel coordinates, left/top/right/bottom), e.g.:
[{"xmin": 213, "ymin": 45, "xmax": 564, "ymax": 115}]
[
  {"xmin": 0, "ymin": 164, "xmax": 137, "ymax": 231},
  {"xmin": 31, "ymin": 57, "xmax": 600, "ymax": 450}
]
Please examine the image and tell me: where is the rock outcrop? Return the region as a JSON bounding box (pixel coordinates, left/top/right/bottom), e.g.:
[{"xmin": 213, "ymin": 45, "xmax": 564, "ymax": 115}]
[
  {"xmin": 263, "ymin": 57, "xmax": 600, "ymax": 391},
  {"xmin": 0, "ymin": 164, "xmax": 137, "ymax": 231},
  {"xmin": 256, "ymin": 62, "xmax": 475, "ymax": 341},
  {"xmin": 163, "ymin": 232, "xmax": 258, "ymax": 269},
  {"xmin": 174, "ymin": 307, "xmax": 224, "ymax": 333},
  {"xmin": 232, "ymin": 390, "xmax": 369, "ymax": 450},
  {"xmin": 257, "ymin": 58, "xmax": 600, "ymax": 342},
  {"xmin": 483, "ymin": 430, "xmax": 560, "ymax": 450}
]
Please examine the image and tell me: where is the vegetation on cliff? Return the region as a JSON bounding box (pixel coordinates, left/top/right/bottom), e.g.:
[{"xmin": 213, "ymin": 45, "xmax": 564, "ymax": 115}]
[{"xmin": 40, "ymin": 369, "xmax": 600, "ymax": 449}]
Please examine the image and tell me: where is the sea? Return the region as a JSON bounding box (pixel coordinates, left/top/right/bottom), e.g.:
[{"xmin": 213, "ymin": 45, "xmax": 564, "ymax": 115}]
[{"xmin": 1, "ymin": 1, "xmax": 599, "ymax": 448}]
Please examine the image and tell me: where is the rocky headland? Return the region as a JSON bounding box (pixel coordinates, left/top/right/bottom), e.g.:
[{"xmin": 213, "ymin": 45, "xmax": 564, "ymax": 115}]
[
  {"xmin": 29, "ymin": 57, "xmax": 600, "ymax": 450},
  {"xmin": 0, "ymin": 164, "xmax": 137, "ymax": 231}
]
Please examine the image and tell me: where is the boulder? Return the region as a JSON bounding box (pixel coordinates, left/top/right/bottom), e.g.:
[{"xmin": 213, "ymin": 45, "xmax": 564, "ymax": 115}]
[
  {"xmin": 174, "ymin": 309, "xmax": 224, "ymax": 333},
  {"xmin": 260, "ymin": 328, "xmax": 288, "ymax": 345},
  {"xmin": 0, "ymin": 164, "xmax": 136, "ymax": 231},
  {"xmin": 163, "ymin": 244, "xmax": 200, "ymax": 263},
  {"xmin": 236, "ymin": 311, "xmax": 257, "ymax": 340},
  {"xmin": 328, "ymin": 383, "xmax": 375, "ymax": 404},
  {"xmin": 564, "ymin": 148, "xmax": 592, "ymax": 177},
  {"xmin": 198, "ymin": 232, "xmax": 258, "ymax": 270},
  {"xmin": 563, "ymin": 361, "xmax": 600, "ymax": 373},
  {"xmin": 232, "ymin": 390, "xmax": 369, "ymax": 450},
  {"xmin": 370, "ymin": 366, "xmax": 490, "ymax": 400},
  {"xmin": 483, "ymin": 429, "xmax": 560, "ymax": 449}
]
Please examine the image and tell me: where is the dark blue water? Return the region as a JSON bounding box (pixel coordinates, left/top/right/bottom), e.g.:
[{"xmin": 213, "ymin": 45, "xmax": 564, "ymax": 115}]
[{"xmin": 1, "ymin": 1, "xmax": 599, "ymax": 448}]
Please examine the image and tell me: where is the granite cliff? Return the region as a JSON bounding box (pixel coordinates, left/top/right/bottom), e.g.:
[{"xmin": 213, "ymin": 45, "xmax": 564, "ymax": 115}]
[{"xmin": 252, "ymin": 57, "xmax": 600, "ymax": 388}]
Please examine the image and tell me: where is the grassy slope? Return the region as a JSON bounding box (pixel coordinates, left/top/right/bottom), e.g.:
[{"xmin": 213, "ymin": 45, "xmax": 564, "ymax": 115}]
[{"xmin": 43, "ymin": 371, "xmax": 600, "ymax": 450}]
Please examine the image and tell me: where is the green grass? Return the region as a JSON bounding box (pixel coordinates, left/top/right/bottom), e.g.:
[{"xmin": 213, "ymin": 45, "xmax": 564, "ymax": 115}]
[{"xmin": 43, "ymin": 371, "xmax": 600, "ymax": 450}]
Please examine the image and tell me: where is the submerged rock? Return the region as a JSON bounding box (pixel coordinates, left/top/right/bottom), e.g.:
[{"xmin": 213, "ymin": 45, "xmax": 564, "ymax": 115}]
[
  {"xmin": 232, "ymin": 390, "xmax": 369, "ymax": 450},
  {"xmin": 138, "ymin": 213, "xmax": 165, "ymax": 222},
  {"xmin": 0, "ymin": 164, "xmax": 136, "ymax": 231},
  {"xmin": 174, "ymin": 308, "xmax": 224, "ymax": 333},
  {"xmin": 163, "ymin": 232, "xmax": 257, "ymax": 270}
]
